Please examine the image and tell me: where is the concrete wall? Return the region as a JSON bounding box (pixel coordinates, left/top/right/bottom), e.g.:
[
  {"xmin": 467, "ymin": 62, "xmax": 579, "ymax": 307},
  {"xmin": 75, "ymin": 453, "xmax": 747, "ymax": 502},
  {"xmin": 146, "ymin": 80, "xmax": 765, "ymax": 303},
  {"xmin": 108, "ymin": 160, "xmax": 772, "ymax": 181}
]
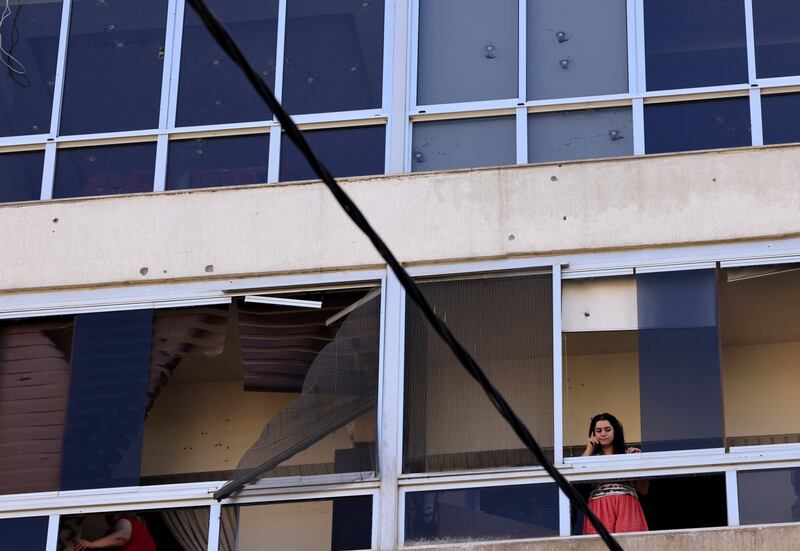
[{"xmin": 3, "ymin": 145, "xmax": 800, "ymax": 292}]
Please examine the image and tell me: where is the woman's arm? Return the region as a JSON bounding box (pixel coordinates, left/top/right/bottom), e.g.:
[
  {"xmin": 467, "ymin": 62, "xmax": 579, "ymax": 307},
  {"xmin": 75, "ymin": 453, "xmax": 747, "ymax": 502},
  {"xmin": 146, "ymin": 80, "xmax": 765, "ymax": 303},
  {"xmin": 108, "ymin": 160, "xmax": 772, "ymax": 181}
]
[
  {"xmin": 74, "ymin": 519, "xmax": 132, "ymax": 550},
  {"xmin": 581, "ymin": 436, "xmax": 600, "ymax": 456}
]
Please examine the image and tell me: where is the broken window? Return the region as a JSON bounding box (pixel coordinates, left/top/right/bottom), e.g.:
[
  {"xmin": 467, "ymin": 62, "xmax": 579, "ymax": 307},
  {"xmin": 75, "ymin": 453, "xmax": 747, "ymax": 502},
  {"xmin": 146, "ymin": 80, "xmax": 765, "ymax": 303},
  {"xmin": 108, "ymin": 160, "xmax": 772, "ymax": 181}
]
[
  {"xmin": 220, "ymin": 496, "xmax": 372, "ymax": 551},
  {"xmin": 166, "ymin": 134, "xmax": 270, "ymax": 191},
  {"xmin": 719, "ymin": 263, "xmax": 800, "ymax": 447},
  {"xmin": 0, "ymin": 516, "xmax": 49, "ymax": 550},
  {"xmin": 0, "ymin": 150, "xmax": 45, "ymax": 203},
  {"xmin": 526, "ymin": 0, "xmax": 628, "ymax": 101},
  {"xmin": 644, "ymin": 98, "xmax": 751, "ymax": 154},
  {"xmin": 761, "ymin": 93, "xmax": 800, "ymax": 145},
  {"xmin": 403, "ymin": 270, "xmax": 554, "ymax": 473},
  {"xmin": 528, "ymin": 107, "xmax": 633, "ymax": 164},
  {"xmin": 411, "ymin": 116, "xmax": 516, "ymax": 172},
  {"xmin": 753, "ymin": 0, "xmax": 800, "ymax": 79},
  {"xmin": 404, "ymin": 483, "xmax": 558, "ymax": 545},
  {"xmin": 416, "ymin": 0, "xmax": 518, "ymax": 105},
  {"xmin": 738, "ymin": 467, "xmax": 800, "ymax": 524}
]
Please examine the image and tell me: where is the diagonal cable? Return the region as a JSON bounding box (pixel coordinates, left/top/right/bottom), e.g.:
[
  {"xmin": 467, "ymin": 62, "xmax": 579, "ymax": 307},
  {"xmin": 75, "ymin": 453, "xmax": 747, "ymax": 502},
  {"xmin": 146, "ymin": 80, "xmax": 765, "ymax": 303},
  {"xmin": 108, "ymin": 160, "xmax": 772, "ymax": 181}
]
[{"xmin": 185, "ymin": 1, "xmax": 622, "ymax": 549}]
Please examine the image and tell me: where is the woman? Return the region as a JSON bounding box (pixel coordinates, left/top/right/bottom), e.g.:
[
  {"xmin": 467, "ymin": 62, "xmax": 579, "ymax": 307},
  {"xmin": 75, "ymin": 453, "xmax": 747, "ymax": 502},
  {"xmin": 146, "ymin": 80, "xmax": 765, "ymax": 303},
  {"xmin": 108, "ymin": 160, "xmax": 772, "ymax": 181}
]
[{"xmin": 581, "ymin": 413, "xmax": 649, "ymax": 535}]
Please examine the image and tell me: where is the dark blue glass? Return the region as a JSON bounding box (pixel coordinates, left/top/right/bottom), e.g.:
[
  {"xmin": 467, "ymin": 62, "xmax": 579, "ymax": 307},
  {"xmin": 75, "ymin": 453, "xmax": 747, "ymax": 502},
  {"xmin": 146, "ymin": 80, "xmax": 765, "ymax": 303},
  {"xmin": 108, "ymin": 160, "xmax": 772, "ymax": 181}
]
[
  {"xmin": 176, "ymin": 0, "xmax": 278, "ymax": 127},
  {"xmin": 739, "ymin": 468, "xmax": 800, "ymax": 525},
  {"xmin": 60, "ymin": 0, "xmax": 168, "ymax": 134},
  {"xmin": 753, "ymin": 0, "xmax": 800, "ymax": 79},
  {"xmin": 0, "ymin": 151, "xmax": 44, "ymax": 203},
  {"xmin": 331, "ymin": 496, "xmax": 373, "ymax": 551},
  {"xmin": 644, "ymin": 0, "xmax": 747, "ymax": 90},
  {"xmin": 166, "ymin": 134, "xmax": 269, "ymax": 190},
  {"xmin": 644, "ymin": 98, "xmax": 751, "ymax": 154},
  {"xmin": 283, "ymin": 0, "xmax": 384, "ymax": 115},
  {"xmin": 280, "ymin": 125, "xmax": 385, "ymax": 182},
  {"xmin": 61, "ymin": 310, "xmax": 152, "ymax": 490},
  {"xmin": 762, "ymin": 93, "xmax": 800, "ymax": 145},
  {"xmin": 636, "ymin": 270, "xmax": 724, "ymax": 451},
  {"xmin": 404, "ymin": 484, "xmax": 559, "ymax": 545},
  {"xmin": 53, "ymin": 142, "xmax": 156, "ymax": 199},
  {"xmin": 0, "ymin": 517, "xmax": 48, "ymax": 550},
  {"xmin": 0, "ymin": 0, "xmax": 62, "ymax": 137}
]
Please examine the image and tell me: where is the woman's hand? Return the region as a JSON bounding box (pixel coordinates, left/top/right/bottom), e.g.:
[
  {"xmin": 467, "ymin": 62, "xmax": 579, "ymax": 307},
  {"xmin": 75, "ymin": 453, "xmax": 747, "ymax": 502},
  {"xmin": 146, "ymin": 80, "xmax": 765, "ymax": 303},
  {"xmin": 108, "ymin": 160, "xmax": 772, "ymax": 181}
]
[
  {"xmin": 582, "ymin": 436, "xmax": 600, "ymax": 456},
  {"xmin": 625, "ymin": 447, "xmax": 641, "ymax": 454},
  {"xmin": 74, "ymin": 539, "xmax": 94, "ymax": 551}
]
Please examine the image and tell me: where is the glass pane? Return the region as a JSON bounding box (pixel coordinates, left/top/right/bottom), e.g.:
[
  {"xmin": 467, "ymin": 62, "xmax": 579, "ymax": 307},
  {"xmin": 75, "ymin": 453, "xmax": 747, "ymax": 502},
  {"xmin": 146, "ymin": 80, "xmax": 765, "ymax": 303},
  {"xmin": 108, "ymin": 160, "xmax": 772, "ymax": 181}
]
[
  {"xmin": 53, "ymin": 142, "xmax": 156, "ymax": 199},
  {"xmin": 403, "ymin": 272, "xmax": 553, "ymax": 473},
  {"xmin": 283, "ymin": 0, "xmax": 384, "ymax": 115},
  {"xmin": 526, "ymin": 0, "xmax": 627, "ymax": 101},
  {"xmin": 753, "ymin": 0, "xmax": 800, "ymax": 79},
  {"xmin": 60, "ymin": 507, "xmax": 209, "ymax": 549},
  {"xmin": 61, "ymin": 310, "xmax": 153, "ymax": 490},
  {"xmin": 720, "ymin": 264, "xmax": 800, "ymax": 446},
  {"xmin": 280, "ymin": 125, "xmax": 385, "ymax": 182},
  {"xmin": 417, "ymin": 0, "xmax": 517, "ymax": 105},
  {"xmin": 0, "ymin": 316, "xmax": 72, "ymax": 495},
  {"xmin": 404, "ymin": 484, "xmax": 559, "ymax": 545},
  {"xmin": 0, "ymin": 517, "xmax": 48, "ymax": 550},
  {"xmin": 637, "ymin": 269, "xmax": 724, "ymax": 451},
  {"xmin": 411, "ymin": 116, "xmax": 515, "ymax": 172},
  {"xmin": 220, "ymin": 497, "xmax": 372, "ymax": 551},
  {"xmin": 0, "ymin": 151, "xmax": 45, "ymax": 203},
  {"xmin": 528, "ymin": 108, "xmax": 633, "ymax": 164},
  {"xmin": 739, "ymin": 468, "xmax": 800, "ymax": 524},
  {"xmin": 166, "ymin": 134, "xmax": 269, "ymax": 191},
  {"xmin": 60, "ymin": 0, "xmax": 168, "ymax": 135},
  {"xmin": 762, "ymin": 93, "xmax": 800, "ymax": 145},
  {"xmin": 176, "ymin": 0, "xmax": 278, "ymax": 127},
  {"xmin": 644, "ymin": 98, "xmax": 751, "ymax": 154},
  {"xmin": 0, "ymin": 0, "xmax": 62, "ymax": 137},
  {"xmin": 644, "ymin": 0, "xmax": 747, "ymax": 91}
]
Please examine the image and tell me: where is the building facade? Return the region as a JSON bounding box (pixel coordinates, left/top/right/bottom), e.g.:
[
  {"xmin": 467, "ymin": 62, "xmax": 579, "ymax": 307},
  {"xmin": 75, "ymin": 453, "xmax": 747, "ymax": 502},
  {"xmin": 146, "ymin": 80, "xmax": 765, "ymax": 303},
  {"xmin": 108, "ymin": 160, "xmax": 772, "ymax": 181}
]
[{"xmin": 1, "ymin": 0, "xmax": 800, "ymax": 549}]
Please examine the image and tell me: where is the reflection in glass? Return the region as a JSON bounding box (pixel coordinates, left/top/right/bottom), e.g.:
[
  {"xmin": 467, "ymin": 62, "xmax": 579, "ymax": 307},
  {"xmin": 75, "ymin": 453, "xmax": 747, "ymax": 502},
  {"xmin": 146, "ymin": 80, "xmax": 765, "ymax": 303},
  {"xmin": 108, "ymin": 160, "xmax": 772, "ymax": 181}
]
[
  {"xmin": 417, "ymin": 0, "xmax": 517, "ymax": 105},
  {"xmin": 283, "ymin": 0, "xmax": 384, "ymax": 115},
  {"xmin": 166, "ymin": 134, "xmax": 269, "ymax": 190},
  {"xmin": 53, "ymin": 142, "xmax": 156, "ymax": 199},
  {"xmin": 527, "ymin": 0, "xmax": 628, "ymax": 101},
  {"xmin": 644, "ymin": 0, "xmax": 747, "ymax": 90},
  {"xmin": 0, "ymin": 0, "xmax": 62, "ymax": 137},
  {"xmin": 0, "ymin": 517, "xmax": 48, "ymax": 549},
  {"xmin": 220, "ymin": 497, "xmax": 372, "ymax": 551},
  {"xmin": 280, "ymin": 125, "xmax": 385, "ymax": 182},
  {"xmin": 176, "ymin": 0, "xmax": 278, "ymax": 127},
  {"xmin": 0, "ymin": 150, "xmax": 45, "ymax": 203},
  {"xmin": 753, "ymin": 0, "xmax": 800, "ymax": 79},
  {"xmin": 761, "ymin": 93, "xmax": 800, "ymax": 145},
  {"xmin": 411, "ymin": 116, "xmax": 515, "ymax": 172},
  {"xmin": 739, "ymin": 468, "xmax": 800, "ymax": 525},
  {"xmin": 644, "ymin": 98, "xmax": 751, "ymax": 154},
  {"xmin": 405, "ymin": 484, "xmax": 558, "ymax": 545},
  {"xmin": 403, "ymin": 272, "xmax": 553, "ymax": 473},
  {"xmin": 60, "ymin": 0, "xmax": 168, "ymax": 135},
  {"xmin": 528, "ymin": 108, "xmax": 633, "ymax": 164}
]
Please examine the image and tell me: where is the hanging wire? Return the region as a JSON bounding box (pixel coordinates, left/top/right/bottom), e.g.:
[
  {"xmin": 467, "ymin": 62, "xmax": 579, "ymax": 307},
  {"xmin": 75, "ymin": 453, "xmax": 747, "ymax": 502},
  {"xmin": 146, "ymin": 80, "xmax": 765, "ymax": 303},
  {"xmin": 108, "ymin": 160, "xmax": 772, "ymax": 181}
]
[
  {"xmin": 0, "ymin": 0, "xmax": 26, "ymax": 76},
  {"xmin": 185, "ymin": 0, "xmax": 622, "ymax": 549}
]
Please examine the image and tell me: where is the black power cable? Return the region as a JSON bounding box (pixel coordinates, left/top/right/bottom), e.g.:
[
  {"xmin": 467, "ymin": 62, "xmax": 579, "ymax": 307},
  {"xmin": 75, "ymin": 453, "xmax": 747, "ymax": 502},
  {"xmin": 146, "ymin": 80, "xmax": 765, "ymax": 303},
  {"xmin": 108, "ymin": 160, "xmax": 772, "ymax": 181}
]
[{"xmin": 186, "ymin": 1, "xmax": 623, "ymax": 549}]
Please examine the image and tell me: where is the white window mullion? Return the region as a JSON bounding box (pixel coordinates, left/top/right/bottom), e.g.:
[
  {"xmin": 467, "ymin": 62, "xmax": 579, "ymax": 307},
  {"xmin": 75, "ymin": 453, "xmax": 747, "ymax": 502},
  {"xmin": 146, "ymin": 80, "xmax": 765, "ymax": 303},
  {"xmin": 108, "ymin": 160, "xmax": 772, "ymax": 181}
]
[
  {"xmin": 46, "ymin": 514, "xmax": 60, "ymax": 551},
  {"xmin": 408, "ymin": 0, "xmax": 420, "ymax": 112},
  {"xmin": 744, "ymin": 0, "xmax": 757, "ymax": 84},
  {"xmin": 159, "ymin": 0, "xmax": 181, "ymax": 131},
  {"xmin": 206, "ymin": 501, "xmax": 221, "ymax": 551},
  {"xmin": 40, "ymin": 142, "xmax": 57, "ymax": 200},
  {"xmin": 558, "ymin": 489, "xmax": 571, "ymax": 536},
  {"xmin": 273, "ymin": 0, "xmax": 288, "ymax": 105},
  {"xmin": 517, "ymin": 0, "xmax": 526, "ymax": 103},
  {"xmin": 749, "ymin": 89, "xmax": 763, "ymax": 146},
  {"xmin": 267, "ymin": 127, "xmax": 281, "ymax": 183},
  {"xmin": 385, "ymin": 0, "xmax": 411, "ymax": 174},
  {"xmin": 632, "ymin": 97, "xmax": 645, "ymax": 155},
  {"xmin": 515, "ymin": 107, "xmax": 528, "ymax": 165},
  {"xmin": 166, "ymin": 0, "xmax": 186, "ymax": 130},
  {"xmin": 634, "ymin": 0, "xmax": 646, "ymax": 93},
  {"xmin": 725, "ymin": 470, "xmax": 741, "ymax": 526},
  {"xmin": 626, "ymin": 0, "xmax": 638, "ymax": 94},
  {"xmin": 153, "ymin": 134, "xmax": 170, "ymax": 192},
  {"xmin": 552, "ymin": 264, "xmax": 563, "ymax": 465},
  {"xmin": 48, "ymin": 0, "xmax": 73, "ymax": 139}
]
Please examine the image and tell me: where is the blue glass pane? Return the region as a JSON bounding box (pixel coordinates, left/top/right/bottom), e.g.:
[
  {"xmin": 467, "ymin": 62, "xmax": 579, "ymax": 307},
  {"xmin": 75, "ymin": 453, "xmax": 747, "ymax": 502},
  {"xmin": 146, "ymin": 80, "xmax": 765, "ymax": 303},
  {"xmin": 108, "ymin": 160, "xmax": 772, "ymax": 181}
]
[
  {"xmin": 644, "ymin": 0, "xmax": 747, "ymax": 91},
  {"xmin": 176, "ymin": 0, "xmax": 278, "ymax": 127},
  {"xmin": 283, "ymin": 0, "xmax": 384, "ymax": 115},
  {"xmin": 0, "ymin": 0, "xmax": 62, "ymax": 137},
  {"xmin": 280, "ymin": 125, "xmax": 385, "ymax": 182},
  {"xmin": 405, "ymin": 484, "xmax": 558, "ymax": 545},
  {"xmin": 753, "ymin": 0, "xmax": 800, "ymax": 79},
  {"xmin": 0, "ymin": 151, "xmax": 44, "ymax": 203},
  {"xmin": 0, "ymin": 517, "xmax": 48, "ymax": 550},
  {"xmin": 60, "ymin": 0, "xmax": 167, "ymax": 135},
  {"xmin": 762, "ymin": 93, "xmax": 800, "ymax": 145},
  {"xmin": 61, "ymin": 310, "xmax": 152, "ymax": 490},
  {"xmin": 166, "ymin": 134, "xmax": 269, "ymax": 190},
  {"xmin": 53, "ymin": 142, "xmax": 156, "ymax": 199},
  {"xmin": 637, "ymin": 270, "xmax": 724, "ymax": 451},
  {"xmin": 644, "ymin": 98, "xmax": 751, "ymax": 154},
  {"xmin": 739, "ymin": 468, "xmax": 800, "ymax": 525}
]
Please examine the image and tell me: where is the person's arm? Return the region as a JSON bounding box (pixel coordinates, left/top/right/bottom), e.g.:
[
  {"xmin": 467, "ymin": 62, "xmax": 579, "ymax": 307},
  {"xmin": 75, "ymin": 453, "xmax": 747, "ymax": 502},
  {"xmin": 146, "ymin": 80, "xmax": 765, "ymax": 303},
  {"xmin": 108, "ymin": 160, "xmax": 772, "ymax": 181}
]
[
  {"xmin": 581, "ymin": 436, "xmax": 600, "ymax": 456},
  {"xmin": 74, "ymin": 519, "xmax": 132, "ymax": 550},
  {"xmin": 634, "ymin": 479, "xmax": 649, "ymax": 495}
]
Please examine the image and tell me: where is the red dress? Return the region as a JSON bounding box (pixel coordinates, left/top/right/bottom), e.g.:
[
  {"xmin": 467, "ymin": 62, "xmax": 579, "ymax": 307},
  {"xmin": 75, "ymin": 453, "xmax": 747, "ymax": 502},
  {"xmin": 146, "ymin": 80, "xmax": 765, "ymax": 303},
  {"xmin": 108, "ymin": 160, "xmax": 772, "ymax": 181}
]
[
  {"xmin": 118, "ymin": 516, "xmax": 156, "ymax": 551},
  {"xmin": 582, "ymin": 482, "xmax": 648, "ymax": 535}
]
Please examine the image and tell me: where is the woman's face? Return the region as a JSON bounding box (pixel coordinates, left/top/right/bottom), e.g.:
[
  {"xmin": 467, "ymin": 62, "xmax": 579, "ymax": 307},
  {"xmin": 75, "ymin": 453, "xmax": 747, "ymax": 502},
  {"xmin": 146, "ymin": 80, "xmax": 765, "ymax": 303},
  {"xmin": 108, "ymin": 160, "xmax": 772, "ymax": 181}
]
[{"xmin": 593, "ymin": 420, "xmax": 614, "ymax": 446}]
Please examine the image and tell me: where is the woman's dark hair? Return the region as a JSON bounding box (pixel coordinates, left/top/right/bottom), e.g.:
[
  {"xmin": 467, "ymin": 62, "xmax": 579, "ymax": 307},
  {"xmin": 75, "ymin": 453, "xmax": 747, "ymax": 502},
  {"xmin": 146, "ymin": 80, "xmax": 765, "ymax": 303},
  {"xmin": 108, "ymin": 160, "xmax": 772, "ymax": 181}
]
[{"xmin": 588, "ymin": 412, "xmax": 626, "ymax": 455}]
